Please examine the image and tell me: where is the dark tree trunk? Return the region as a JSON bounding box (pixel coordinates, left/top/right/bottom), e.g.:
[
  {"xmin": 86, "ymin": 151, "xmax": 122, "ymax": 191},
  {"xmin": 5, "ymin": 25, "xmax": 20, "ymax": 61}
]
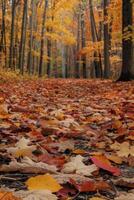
[
  {"xmin": 9, "ymin": 0, "xmax": 16, "ymax": 69},
  {"xmin": 104, "ymin": 0, "xmax": 110, "ymax": 78},
  {"xmin": 89, "ymin": 0, "xmax": 103, "ymax": 78},
  {"xmin": 81, "ymin": 13, "xmax": 87, "ymax": 78},
  {"xmin": 39, "ymin": 0, "xmax": 48, "ymax": 77},
  {"xmin": 18, "ymin": 0, "xmax": 28, "ymax": 74},
  {"xmin": 117, "ymin": 0, "xmax": 133, "ymax": 81},
  {"xmin": 47, "ymin": 38, "xmax": 51, "ymax": 77},
  {"xmin": 27, "ymin": 0, "xmax": 34, "ymax": 75},
  {"xmin": 53, "ymin": 41, "xmax": 58, "ymax": 78},
  {"xmin": 75, "ymin": 12, "xmax": 80, "ymax": 78},
  {"xmin": 0, "ymin": 0, "xmax": 7, "ymax": 68}
]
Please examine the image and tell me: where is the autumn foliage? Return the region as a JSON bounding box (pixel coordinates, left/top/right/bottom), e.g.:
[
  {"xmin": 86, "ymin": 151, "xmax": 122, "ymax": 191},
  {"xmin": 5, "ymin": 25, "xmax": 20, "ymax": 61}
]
[{"xmin": 0, "ymin": 78, "xmax": 134, "ymax": 199}]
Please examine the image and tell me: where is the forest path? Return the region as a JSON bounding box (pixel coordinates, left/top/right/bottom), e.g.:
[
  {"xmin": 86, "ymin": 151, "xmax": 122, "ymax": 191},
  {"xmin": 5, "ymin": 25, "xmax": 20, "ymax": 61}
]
[{"xmin": 0, "ymin": 79, "xmax": 134, "ymax": 199}]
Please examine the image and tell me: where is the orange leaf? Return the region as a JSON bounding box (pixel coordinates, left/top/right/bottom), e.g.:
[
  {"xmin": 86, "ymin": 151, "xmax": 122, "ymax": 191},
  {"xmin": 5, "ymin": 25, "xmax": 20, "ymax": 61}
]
[
  {"xmin": 69, "ymin": 178, "xmax": 110, "ymax": 192},
  {"xmin": 0, "ymin": 192, "xmax": 20, "ymax": 200}
]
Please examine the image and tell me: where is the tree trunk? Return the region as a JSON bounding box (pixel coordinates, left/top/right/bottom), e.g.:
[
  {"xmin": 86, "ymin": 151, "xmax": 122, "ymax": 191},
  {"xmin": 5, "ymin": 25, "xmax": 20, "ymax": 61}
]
[
  {"xmin": 27, "ymin": 0, "xmax": 34, "ymax": 75},
  {"xmin": 104, "ymin": 0, "xmax": 110, "ymax": 78},
  {"xmin": 18, "ymin": 0, "xmax": 28, "ymax": 74},
  {"xmin": 117, "ymin": 0, "xmax": 133, "ymax": 81},
  {"xmin": 39, "ymin": 0, "xmax": 48, "ymax": 77},
  {"xmin": 89, "ymin": 0, "xmax": 103, "ymax": 78},
  {"xmin": 75, "ymin": 12, "xmax": 80, "ymax": 78},
  {"xmin": 81, "ymin": 13, "xmax": 87, "ymax": 78},
  {"xmin": 9, "ymin": 0, "xmax": 16, "ymax": 69},
  {"xmin": 47, "ymin": 37, "xmax": 51, "ymax": 77},
  {"xmin": 61, "ymin": 45, "xmax": 66, "ymax": 78}
]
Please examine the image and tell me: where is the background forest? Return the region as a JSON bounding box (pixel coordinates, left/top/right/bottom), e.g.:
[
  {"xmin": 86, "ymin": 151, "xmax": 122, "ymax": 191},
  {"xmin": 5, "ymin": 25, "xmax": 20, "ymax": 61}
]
[{"xmin": 0, "ymin": 0, "xmax": 134, "ymax": 79}]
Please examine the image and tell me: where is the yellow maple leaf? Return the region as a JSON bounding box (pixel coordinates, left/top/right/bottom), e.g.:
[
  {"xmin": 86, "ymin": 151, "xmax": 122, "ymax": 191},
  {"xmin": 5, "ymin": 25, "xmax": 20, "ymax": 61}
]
[{"xmin": 26, "ymin": 174, "xmax": 62, "ymax": 192}]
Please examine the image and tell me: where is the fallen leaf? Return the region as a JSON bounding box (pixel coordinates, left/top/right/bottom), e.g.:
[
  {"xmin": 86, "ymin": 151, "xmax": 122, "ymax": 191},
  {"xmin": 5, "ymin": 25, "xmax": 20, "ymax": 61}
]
[
  {"xmin": 26, "ymin": 174, "xmax": 62, "ymax": 192},
  {"xmin": 69, "ymin": 178, "xmax": 110, "ymax": 192},
  {"xmin": 7, "ymin": 137, "xmax": 36, "ymax": 157},
  {"xmin": 16, "ymin": 190, "xmax": 57, "ymax": 200},
  {"xmin": 0, "ymin": 157, "xmax": 57, "ymax": 173},
  {"xmin": 111, "ymin": 141, "xmax": 134, "ymax": 157},
  {"xmin": 89, "ymin": 197, "xmax": 106, "ymax": 200},
  {"xmin": 113, "ymin": 177, "xmax": 134, "ymax": 188},
  {"xmin": 106, "ymin": 154, "xmax": 122, "ymax": 164},
  {"xmin": 38, "ymin": 154, "xmax": 65, "ymax": 168},
  {"xmin": 53, "ymin": 173, "xmax": 92, "ymax": 184},
  {"xmin": 91, "ymin": 155, "xmax": 121, "ymax": 176},
  {"xmin": 0, "ymin": 191, "xmax": 20, "ymax": 200},
  {"xmin": 62, "ymin": 155, "xmax": 98, "ymax": 176},
  {"xmin": 115, "ymin": 192, "xmax": 134, "ymax": 200},
  {"xmin": 73, "ymin": 149, "xmax": 86, "ymax": 155}
]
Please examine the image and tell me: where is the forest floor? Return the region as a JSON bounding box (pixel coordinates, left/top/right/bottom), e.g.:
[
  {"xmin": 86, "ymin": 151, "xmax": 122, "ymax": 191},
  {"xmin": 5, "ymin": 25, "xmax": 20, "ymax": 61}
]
[{"xmin": 0, "ymin": 78, "xmax": 134, "ymax": 200}]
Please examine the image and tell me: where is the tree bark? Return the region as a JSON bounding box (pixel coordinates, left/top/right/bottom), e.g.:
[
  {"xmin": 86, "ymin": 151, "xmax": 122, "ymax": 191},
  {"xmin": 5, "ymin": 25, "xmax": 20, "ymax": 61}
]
[
  {"xmin": 75, "ymin": 12, "xmax": 80, "ymax": 78},
  {"xmin": 89, "ymin": 0, "xmax": 103, "ymax": 78},
  {"xmin": 81, "ymin": 13, "xmax": 87, "ymax": 78},
  {"xmin": 117, "ymin": 0, "xmax": 133, "ymax": 81},
  {"xmin": 39, "ymin": 0, "xmax": 48, "ymax": 77},
  {"xmin": 9, "ymin": 0, "xmax": 16, "ymax": 69},
  {"xmin": 27, "ymin": 0, "xmax": 34, "ymax": 75},
  {"xmin": 18, "ymin": 0, "xmax": 28, "ymax": 74},
  {"xmin": 104, "ymin": 0, "xmax": 110, "ymax": 78}
]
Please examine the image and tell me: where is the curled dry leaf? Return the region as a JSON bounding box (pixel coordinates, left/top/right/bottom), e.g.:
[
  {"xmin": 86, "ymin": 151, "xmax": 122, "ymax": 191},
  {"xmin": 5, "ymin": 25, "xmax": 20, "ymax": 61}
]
[
  {"xmin": 0, "ymin": 157, "xmax": 57, "ymax": 173},
  {"xmin": 16, "ymin": 190, "xmax": 57, "ymax": 200},
  {"xmin": 69, "ymin": 178, "xmax": 111, "ymax": 192},
  {"xmin": 26, "ymin": 174, "xmax": 62, "ymax": 192},
  {"xmin": 91, "ymin": 155, "xmax": 121, "ymax": 176},
  {"xmin": 62, "ymin": 155, "xmax": 98, "ymax": 176}
]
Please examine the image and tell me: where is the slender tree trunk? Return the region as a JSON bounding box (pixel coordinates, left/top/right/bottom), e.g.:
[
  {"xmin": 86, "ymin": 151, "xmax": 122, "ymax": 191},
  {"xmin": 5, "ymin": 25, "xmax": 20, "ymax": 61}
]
[
  {"xmin": 39, "ymin": 0, "xmax": 48, "ymax": 77},
  {"xmin": 53, "ymin": 41, "xmax": 58, "ymax": 78},
  {"xmin": 27, "ymin": 0, "xmax": 34, "ymax": 74},
  {"xmin": 75, "ymin": 13, "xmax": 80, "ymax": 78},
  {"xmin": 104, "ymin": 0, "xmax": 110, "ymax": 78},
  {"xmin": 9, "ymin": 0, "xmax": 16, "ymax": 69},
  {"xmin": 18, "ymin": 0, "xmax": 28, "ymax": 74},
  {"xmin": 61, "ymin": 45, "xmax": 66, "ymax": 78},
  {"xmin": 0, "ymin": 0, "xmax": 7, "ymax": 68},
  {"xmin": 47, "ymin": 37, "xmax": 51, "ymax": 77},
  {"xmin": 117, "ymin": 0, "xmax": 133, "ymax": 81},
  {"xmin": 81, "ymin": 13, "xmax": 87, "ymax": 78},
  {"xmin": 89, "ymin": 0, "xmax": 103, "ymax": 78}
]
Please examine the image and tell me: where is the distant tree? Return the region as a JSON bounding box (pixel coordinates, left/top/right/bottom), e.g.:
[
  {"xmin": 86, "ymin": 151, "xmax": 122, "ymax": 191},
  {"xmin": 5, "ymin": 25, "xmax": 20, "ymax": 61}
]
[
  {"xmin": 89, "ymin": 0, "xmax": 103, "ymax": 78},
  {"xmin": 27, "ymin": 0, "xmax": 34, "ymax": 75},
  {"xmin": 18, "ymin": 0, "xmax": 28, "ymax": 74},
  {"xmin": 39, "ymin": 0, "xmax": 48, "ymax": 77},
  {"xmin": 9, "ymin": 0, "xmax": 16, "ymax": 69},
  {"xmin": 117, "ymin": 0, "xmax": 133, "ymax": 81},
  {"xmin": 104, "ymin": 0, "xmax": 110, "ymax": 78},
  {"xmin": 75, "ymin": 12, "xmax": 80, "ymax": 78},
  {"xmin": 81, "ymin": 12, "xmax": 87, "ymax": 78}
]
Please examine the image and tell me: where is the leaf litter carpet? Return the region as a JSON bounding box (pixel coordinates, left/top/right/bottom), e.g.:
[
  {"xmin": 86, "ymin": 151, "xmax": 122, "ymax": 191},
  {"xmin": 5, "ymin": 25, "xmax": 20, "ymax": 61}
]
[{"xmin": 0, "ymin": 79, "xmax": 134, "ymax": 200}]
